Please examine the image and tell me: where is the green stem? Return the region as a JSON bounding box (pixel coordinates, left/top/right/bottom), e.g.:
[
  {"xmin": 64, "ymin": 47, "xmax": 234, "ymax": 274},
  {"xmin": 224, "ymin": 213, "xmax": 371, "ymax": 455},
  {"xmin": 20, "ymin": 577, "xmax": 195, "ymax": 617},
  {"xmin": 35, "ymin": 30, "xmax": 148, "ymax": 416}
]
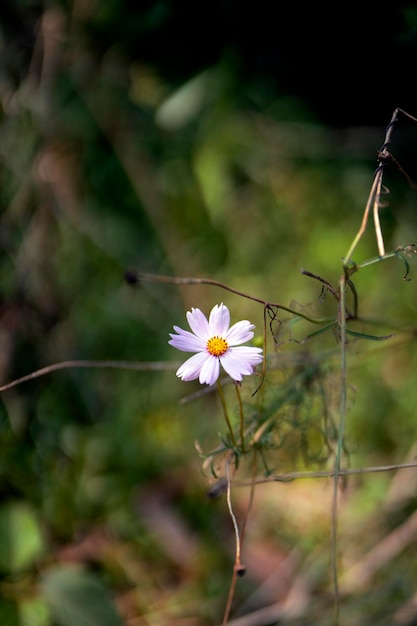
[
  {"xmin": 235, "ymin": 383, "xmax": 245, "ymax": 453},
  {"xmin": 217, "ymin": 379, "xmax": 237, "ymax": 448},
  {"xmin": 355, "ymin": 250, "xmax": 397, "ymax": 270},
  {"xmin": 332, "ymin": 271, "xmax": 349, "ymax": 625}
]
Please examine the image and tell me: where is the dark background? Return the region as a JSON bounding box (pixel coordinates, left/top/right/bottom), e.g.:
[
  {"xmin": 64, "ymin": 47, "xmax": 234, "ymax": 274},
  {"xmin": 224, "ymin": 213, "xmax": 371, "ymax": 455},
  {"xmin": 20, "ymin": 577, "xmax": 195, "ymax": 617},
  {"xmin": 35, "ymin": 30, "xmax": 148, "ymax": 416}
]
[{"xmin": 1, "ymin": 1, "xmax": 416, "ymax": 126}]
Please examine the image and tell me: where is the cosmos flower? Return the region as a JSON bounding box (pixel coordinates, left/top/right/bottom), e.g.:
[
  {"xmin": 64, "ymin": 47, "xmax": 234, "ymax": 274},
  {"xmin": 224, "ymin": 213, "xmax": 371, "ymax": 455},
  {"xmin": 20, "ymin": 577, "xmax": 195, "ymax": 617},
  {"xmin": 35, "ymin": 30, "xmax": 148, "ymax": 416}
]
[{"xmin": 169, "ymin": 303, "xmax": 263, "ymax": 385}]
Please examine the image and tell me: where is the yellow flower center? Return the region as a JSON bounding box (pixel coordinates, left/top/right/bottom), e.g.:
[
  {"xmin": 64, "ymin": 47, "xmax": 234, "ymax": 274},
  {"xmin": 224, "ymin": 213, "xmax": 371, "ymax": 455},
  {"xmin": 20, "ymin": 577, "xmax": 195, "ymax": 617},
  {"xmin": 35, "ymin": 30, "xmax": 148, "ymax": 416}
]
[{"xmin": 207, "ymin": 336, "xmax": 229, "ymax": 357}]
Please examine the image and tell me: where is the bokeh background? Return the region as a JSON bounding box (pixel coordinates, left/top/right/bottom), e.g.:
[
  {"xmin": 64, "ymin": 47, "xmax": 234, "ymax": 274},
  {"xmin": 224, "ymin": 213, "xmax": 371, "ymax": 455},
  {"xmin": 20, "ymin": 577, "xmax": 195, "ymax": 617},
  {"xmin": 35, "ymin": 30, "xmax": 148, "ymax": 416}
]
[{"xmin": 2, "ymin": 2, "xmax": 417, "ymax": 625}]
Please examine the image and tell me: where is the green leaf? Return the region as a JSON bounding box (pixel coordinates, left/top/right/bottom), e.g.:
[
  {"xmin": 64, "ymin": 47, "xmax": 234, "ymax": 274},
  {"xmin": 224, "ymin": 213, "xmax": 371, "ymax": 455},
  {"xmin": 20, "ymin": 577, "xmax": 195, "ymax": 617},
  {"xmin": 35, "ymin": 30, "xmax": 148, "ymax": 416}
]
[
  {"xmin": 0, "ymin": 502, "xmax": 45, "ymax": 574},
  {"xmin": 41, "ymin": 566, "xmax": 123, "ymax": 626},
  {"xmin": 300, "ymin": 321, "xmax": 336, "ymax": 342},
  {"xmin": 346, "ymin": 329, "xmax": 395, "ymax": 341}
]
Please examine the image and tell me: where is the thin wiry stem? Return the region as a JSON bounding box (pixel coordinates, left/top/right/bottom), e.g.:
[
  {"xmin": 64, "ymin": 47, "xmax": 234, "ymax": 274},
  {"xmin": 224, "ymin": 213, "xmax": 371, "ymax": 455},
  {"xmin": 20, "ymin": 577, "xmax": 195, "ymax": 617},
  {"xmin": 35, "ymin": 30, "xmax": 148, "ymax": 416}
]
[
  {"xmin": 234, "ymin": 460, "xmax": 417, "ymax": 486},
  {"xmin": 222, "ymin": 451, "xmax": 257, "ymax": 623},
  {"xmin": 226, "ymin": 459, "xmax": 242, "ymax": 569},
  {"xmin": 222, "ymin": 459, "xmax": 244, "ymax": 626}
]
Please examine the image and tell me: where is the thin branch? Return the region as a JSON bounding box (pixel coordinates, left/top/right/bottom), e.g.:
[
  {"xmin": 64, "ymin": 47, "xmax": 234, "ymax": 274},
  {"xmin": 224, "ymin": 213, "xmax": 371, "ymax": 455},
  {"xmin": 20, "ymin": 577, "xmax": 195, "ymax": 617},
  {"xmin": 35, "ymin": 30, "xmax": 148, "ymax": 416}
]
[
  {"xmin": 0, "ymin": 360, "xmax": 179, "ymax": 393},
  {"xmin": 128, "ymin": 270, "xmax": 335, "ymax": 326},
  {"xmin": 234, "ymin": 461, "xmax": 417, "ymax": 486}
]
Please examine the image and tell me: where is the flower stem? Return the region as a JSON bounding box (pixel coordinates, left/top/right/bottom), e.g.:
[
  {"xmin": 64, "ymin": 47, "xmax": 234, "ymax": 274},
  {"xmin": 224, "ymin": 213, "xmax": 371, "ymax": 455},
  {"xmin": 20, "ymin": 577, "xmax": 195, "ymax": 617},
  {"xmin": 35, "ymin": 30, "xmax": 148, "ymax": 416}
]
[
  {"xmin": 235, "ymin": 383, "xmax": 245, "ymax": 453},
  {"xmin": 217, "ymin": 379, "xmax": 237, "ymax": 448},
  {"xmin": 222, "ymin": 459, "xmax": 243, "ymax": 626}
]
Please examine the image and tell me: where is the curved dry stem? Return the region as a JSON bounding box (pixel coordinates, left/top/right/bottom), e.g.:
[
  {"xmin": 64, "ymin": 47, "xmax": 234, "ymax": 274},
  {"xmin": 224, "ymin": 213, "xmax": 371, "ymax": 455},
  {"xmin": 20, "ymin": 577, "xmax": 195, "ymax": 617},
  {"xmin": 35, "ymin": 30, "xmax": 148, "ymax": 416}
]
[
  {"xmin": 222, "ymin": 458, "xmax": 244, "ymax": 626},
  {"xmin": 129, "ymin": 270, "xmax": 335, "ymax": 326},
  {"xmin": 344, "ymin": 169, "xmax": 383, "ymax": 265}
]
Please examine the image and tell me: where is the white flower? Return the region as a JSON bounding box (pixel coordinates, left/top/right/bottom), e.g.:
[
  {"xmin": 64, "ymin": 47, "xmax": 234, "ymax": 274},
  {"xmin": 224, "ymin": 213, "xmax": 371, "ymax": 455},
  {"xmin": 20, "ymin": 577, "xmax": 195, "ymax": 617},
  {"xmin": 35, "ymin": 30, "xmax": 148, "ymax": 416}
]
[{"xmin": 169, "ymin": 303, "xmax": 263, "ymax": 385}]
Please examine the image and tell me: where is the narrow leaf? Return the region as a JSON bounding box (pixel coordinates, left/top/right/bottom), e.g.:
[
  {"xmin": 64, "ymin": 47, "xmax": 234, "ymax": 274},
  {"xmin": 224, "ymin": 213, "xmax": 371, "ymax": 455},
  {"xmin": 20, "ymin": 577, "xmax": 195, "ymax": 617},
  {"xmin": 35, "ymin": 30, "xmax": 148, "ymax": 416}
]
[{"xmin": 346, "ymin": 329, "xmax": 395, "ymax": 341}]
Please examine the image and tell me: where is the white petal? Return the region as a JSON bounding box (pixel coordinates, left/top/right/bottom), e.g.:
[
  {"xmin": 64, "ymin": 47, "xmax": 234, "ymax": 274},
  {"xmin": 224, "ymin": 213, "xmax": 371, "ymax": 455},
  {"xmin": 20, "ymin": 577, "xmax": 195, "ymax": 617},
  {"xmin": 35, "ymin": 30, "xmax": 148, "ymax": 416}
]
[
  {"xmin": 220, "ymin": 352, "xmax": 253, "ymax": 381},
  {"xmin": 225, "ymin": 320, "xmax": 255, "ymax": 345},
  {"xmin": 208, "ymin": 303, "xmax": 230, "ymax": 337},
  {"xmin": 230, "ymin": 345, "xmax": 263, "ymax": 365},
  {"xmin": 199, "ymin": 355, "xmax": 220, "ymax": 385},
  {"xmin": 220, "ymin": 346, "xmax": 263, "ymax": 381},
  {"xmin": 186, "ymin": 308, "xmax": 211, "ymax": 340},
  {"xmin": 169, "ymin": 327, "xmax": 206, "ymax": 352},
  {"xmin": 176, "ymin": 351, "xmax": 210, "ymax": 381}
]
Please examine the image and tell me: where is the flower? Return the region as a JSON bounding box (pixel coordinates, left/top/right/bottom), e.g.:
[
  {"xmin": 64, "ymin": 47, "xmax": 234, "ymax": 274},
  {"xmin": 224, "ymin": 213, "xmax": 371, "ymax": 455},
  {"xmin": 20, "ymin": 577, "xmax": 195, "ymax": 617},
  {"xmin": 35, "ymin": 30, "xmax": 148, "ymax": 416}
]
[{"xmin": 169, "ymin": 303, "xmax": 263, "ymax": 385}]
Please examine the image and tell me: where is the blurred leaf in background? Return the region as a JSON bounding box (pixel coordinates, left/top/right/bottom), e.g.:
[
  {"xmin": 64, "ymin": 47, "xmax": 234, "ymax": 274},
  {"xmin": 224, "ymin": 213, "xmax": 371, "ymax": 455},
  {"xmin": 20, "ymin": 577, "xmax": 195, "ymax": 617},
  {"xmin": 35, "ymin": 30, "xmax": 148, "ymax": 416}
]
[
  {"xmin": 41, "ymin": 566, "xmax": 123, "ymax": 626},
  {"xmin": 0, "ymin": 501, "xmax": 44, "ymax": 574}
]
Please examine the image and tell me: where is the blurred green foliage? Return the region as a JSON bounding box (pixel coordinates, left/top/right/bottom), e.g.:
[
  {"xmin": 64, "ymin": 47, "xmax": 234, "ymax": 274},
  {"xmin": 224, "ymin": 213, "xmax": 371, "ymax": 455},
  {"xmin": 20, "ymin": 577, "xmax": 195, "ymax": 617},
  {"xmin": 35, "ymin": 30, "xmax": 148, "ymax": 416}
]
[{"xmin": 1, "ymin": 2, "xmax": 417, "ymax": 625}]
